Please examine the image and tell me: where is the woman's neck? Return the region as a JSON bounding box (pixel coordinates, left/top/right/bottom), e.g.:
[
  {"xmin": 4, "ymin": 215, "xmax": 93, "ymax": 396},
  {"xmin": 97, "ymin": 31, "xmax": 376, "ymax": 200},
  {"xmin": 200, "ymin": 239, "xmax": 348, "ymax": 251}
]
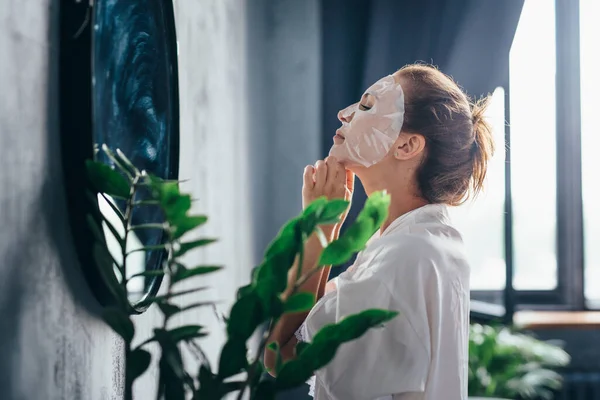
[
  {"xmin": 360, "ymin": 173, "xmax": 429, "ymax": 234},
  {"xmin": 380, "ymin": 193, "xmax": 429, "ymax": 234}
]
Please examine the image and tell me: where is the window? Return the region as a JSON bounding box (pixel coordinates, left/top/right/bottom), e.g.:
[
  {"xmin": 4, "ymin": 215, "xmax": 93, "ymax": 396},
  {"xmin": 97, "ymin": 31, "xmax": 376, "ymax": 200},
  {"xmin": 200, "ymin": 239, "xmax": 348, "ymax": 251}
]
[
  {"xmin": 468, "ymin": 0, "xmax": 593, "ymax": 315},
  {"xmin": 450, "ymin": 87, "xmax": 506, "ymax": 291},
  {"xmin": 509, "ymin": 0, "xmax": 557, "ymax": 290},
  {"xmin": 580, "ymin": 0, "xmax": 600, "ymax": 303}
]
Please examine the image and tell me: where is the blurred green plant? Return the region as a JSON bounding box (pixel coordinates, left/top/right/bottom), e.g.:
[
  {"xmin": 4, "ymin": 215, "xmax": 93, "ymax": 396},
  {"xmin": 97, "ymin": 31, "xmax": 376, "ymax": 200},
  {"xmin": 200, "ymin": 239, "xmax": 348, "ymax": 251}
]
[
  {"xmin": 85, "ymin": 144, "xmax": 397, "ymax": 400},
  {"xmin": 468, "ymin": 323, "xmax": 571, "ymax": 399}
]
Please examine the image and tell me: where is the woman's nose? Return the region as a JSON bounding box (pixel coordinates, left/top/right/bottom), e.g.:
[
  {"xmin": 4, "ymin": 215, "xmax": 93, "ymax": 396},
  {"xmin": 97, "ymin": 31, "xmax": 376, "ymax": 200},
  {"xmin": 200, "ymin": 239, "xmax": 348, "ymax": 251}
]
[{"xmin": 338, "ymin": 107, "xmax": 354, "ymax": 123}]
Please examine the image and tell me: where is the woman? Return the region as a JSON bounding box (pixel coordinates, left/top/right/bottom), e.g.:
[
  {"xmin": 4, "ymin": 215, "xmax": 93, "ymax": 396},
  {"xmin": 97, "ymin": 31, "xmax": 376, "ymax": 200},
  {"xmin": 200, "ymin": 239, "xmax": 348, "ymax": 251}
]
[{"xmin": 265, "ymin": 64, "xmax": 494, "ymax": 400}]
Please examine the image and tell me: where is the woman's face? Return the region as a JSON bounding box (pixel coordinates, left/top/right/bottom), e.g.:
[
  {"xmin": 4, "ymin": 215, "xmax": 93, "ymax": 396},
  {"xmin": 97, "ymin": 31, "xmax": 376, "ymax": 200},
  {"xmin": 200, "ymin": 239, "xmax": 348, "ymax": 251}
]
[{"xmin": 329, "ymin": 75, "xmax": 405, "ymax": 168}]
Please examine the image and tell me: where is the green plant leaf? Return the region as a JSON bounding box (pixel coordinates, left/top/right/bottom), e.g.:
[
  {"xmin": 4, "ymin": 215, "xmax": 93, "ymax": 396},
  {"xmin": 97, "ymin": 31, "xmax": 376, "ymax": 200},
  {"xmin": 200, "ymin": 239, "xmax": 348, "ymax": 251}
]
[
  {"xmin": 361, "ymin": 190, "xmax": 391, "ymax": 230},
  {"xmin": 227, "ymin": 291, "xmax": 264, "ymax": 340},
  {"xmin": 102, "ymin": 307, "xmax": 134, "ymax": 342},
  {"xmin": 145, "ymin": 287, "xmax": 208, "ymax": 304},
  {"xmin": 467, "ymin": 323, "xmax": 570, "ymax": 398},
  {"xmin": 236, "ymin": 283, "xmax": 253, "ymax": 300},
  {"xmin": 301, "ymin": 197, "xmax": 327, "ymax": 220},
  {"xmin": 136, "ymin": 326, "xmax": 206, "ymax": 349},
  {"xmin": 275, "ymin": 309, "xmax": 398, "ymax": 388},
  {"xmin": 86, "ymin": 214, "xmax": 107, "ymax": 244},
  {"xmin": 127, "ymin": 348, "xmax": 151, "ymax": 384},
  {"xmin": 217, "ymin": 338, "xmax": 248, "ymax": 379},
  {"xmin": 165, "ymin": 193, "xmax": 193, "ymax": 223},
  {"xmin": 253, "ymin": 217, "xmax": 303, "ymax": 299},
  {"xmin": 154, "ymin": 328, "xmax": 189, "ymax": 378},
  {"xmin": 97, "ymin": 192, "xmax": 125, "ymax": 223},
  {"xmin": 318, "ymin": 218, "xmax": 375, "ymax": 266},
  {"xmin": 93, "ymin": 243, "xmax": 128, "ymax": 307},
  {"xmin": 132, "ymin": 199, "xmax": 161, "ymax": 206},
  {"xmin": 253, "ymin": 380, "xmax": 276, "ymax": 400},
  {"xmin": 129, "ymin": 223, "xmax": 166, "ymax": 232},
  {"xmin": 301, "ymin": 197, "xmax": 327, "ymax": 232},
  {"xmin": 173, "ymin": 238, "xmax": 218, "ymax": 258},
  {"xmin": 159, "ymin": 349, "xmax": 186, "ymax": 400},
  {"xmin": 172, "ymin": 215, "xmax": 208, "ymax": 239},
  {"xmin": 219, "ymin": 380, "xmax": 246, "ymax": 396},
  {"xmin": 283, "ymin": 292, "xmax": 315, "ymax": 314},
  {"xmin": 249, "ymin": 361, "xmax": 264, "ymax": 388},
  {"xmin": 157, "ymin": 302, "xmax": 181, "ymax": 319},
  {"xmin": 157, "ymin": 301, "xmax": 214, "ymax": 320},
  {"xmin": 318, "ymin": 199, "xmax": 350, "ymax": 224},
  {"xmin": 315, "ymin": 192, "xmax": 390, "ymax": 267},
  {"xmin": 197, "ymin": 364, "xmax": 220, "ymax": 398},
  {"xmin": 256, "ymin": 247, "xmax": 301, "ymax": 297},
  {"xmin": 85, "ymin": 211, "xmax": 106, "ymax": 244},
  {"xmin": 264, "ymin": 217, "xmax": 301, "ymax": 259},
  {"xmin": 129, "ymin": 269, "xmax": 165, "ymax": 279},
  {"xmin": 315, "ymin": 309, "xmax": 398, "ymax": 343},
  {"xmin": 100, "ymin": 216, "xmax": 124, "ymax": 248},
  {"xmin": 295, "ymin": 341, "xmax": 309, "ymax": 356},
  {"xmin": 172, "ymin": 265, "xmax": 222, "ymax": 284},
  {"xmin": 89, "ymin": 230, "xmax": 123, "ymax": 280},
  {"xmin": 85, "ymin": 160, "xmax": 131, "ymax": 199},
  {"xmin": 147, "ymin": 177, "xmax": 193, "ymax": 224},
  {"xmin": 167, "ymin": 325, "xmax": 207, "ymax": 342}
]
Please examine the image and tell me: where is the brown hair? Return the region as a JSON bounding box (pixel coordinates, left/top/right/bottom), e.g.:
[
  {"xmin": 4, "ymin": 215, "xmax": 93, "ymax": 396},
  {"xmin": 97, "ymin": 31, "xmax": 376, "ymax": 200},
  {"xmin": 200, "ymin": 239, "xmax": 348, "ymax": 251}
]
[{"xmin": 397, "ymin": 64, "xmax": 495, "ymax": 206}]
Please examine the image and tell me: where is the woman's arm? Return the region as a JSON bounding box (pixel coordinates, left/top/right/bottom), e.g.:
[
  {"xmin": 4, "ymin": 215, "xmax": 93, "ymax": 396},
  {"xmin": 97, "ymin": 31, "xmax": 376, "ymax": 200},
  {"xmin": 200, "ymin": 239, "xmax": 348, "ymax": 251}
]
[
  {"xmin": 315, "ymin": 224, "xmax": 340, "ymax": 301},
  {"xmin": 264, "ymin": 157, "xmax": 349, "ymax": 375},
  {"xmin": 264, "ymin": 226, "xmax": 337, "ymax": 373}
]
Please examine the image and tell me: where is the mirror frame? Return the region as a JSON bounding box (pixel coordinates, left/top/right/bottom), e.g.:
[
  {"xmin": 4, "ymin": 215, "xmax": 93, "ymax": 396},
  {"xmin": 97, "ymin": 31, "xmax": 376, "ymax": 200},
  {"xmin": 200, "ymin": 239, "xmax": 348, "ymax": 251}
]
[{"xmin": 59, "ymin": 0, "xmax": 180, "ymax": 312}]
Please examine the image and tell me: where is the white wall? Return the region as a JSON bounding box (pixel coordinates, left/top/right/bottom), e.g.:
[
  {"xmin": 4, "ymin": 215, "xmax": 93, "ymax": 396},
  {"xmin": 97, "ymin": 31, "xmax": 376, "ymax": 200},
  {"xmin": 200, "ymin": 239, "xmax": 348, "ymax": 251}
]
[
  {"xmin": 132, "ymin": 1, "xmax": 255, "ymax": 396},
  {"xmin": 0, "ymin": 0, "xmax": 320, "ymax": 399},
  {"xmin": 0, "ymin": 1, "xmax": 124, "ymax": 399}
]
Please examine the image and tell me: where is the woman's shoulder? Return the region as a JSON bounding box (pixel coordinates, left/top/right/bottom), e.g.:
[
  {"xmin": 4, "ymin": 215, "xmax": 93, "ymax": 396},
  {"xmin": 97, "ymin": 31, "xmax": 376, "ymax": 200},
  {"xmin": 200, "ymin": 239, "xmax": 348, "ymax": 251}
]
[
  {"xmin": 376, "ymin": 228, "xmax": 464, "ymax": 263},
  {"xmin": 360, "ymin": 228, "xmax": 469, "ymax": 288}
]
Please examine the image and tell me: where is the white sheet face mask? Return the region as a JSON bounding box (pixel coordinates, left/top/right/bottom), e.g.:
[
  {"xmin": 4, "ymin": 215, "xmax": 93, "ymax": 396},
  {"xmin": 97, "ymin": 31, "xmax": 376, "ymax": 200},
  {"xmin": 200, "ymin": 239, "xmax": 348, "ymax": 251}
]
[{"xmin": 329, "ymin": 75, "xmax": 405, "ymax": 167}]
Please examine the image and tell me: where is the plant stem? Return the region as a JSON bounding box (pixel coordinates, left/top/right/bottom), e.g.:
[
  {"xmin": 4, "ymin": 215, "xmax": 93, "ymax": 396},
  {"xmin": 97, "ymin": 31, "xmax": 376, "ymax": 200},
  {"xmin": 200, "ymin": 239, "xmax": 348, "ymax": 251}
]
[
  {"xmin": 123, "ymin": 175, "xmax": 140, "ymax": 400},
  {"xmin": 122, "ymin": 174, "xmax": 140, "ymax": 297},
  {"xmin": 292, "ymin": 265, "xmax": 324, "ymax": 294},
  {"xmin": 237, "ymin": 324, "xmax": 272, "ymax": 400},
  {"xmin": 156, "ymin": 214, "xmax": 178, "ymax": 400},
  {"xmin": 238, "ymin": 236, "xmax": 320, "ymax": 400},
  {"xmin": 295, "ymin": 232, "xmax": 306, "ymax": 282},
  {"xmin": 239, "ymin": 236, "xmax": 313, "ymax": 400}
]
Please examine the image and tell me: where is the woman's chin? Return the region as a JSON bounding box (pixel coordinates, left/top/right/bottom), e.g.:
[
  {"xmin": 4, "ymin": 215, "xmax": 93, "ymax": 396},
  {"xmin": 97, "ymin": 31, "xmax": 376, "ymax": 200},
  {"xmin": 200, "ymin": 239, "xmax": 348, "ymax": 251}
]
[
  {"xmin": 327, "ymin": 149, "xmax": 358, "ymax": 170},
  {"xmin": 328, "ymin": 145, "xmax": 345, "ymax": 159}
]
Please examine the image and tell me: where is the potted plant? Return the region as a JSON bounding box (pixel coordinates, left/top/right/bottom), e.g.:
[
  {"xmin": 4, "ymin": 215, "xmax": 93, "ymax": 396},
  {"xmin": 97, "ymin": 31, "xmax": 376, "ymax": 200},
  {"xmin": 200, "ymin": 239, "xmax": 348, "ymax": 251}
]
[
  {"xmin": 468, "ymin": 323, "xmax": 570, "ymax": 400},
  {"xmin": 86, "ymin": 145, "xmax": 397, "ymax": 399}
]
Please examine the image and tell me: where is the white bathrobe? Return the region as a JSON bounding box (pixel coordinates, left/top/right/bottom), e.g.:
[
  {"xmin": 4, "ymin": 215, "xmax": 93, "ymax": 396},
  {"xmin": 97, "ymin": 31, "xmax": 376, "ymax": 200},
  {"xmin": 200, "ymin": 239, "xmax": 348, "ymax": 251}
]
[{"xmin": 296, "ymin": 204, "xmax": 470, "ymax": 400}]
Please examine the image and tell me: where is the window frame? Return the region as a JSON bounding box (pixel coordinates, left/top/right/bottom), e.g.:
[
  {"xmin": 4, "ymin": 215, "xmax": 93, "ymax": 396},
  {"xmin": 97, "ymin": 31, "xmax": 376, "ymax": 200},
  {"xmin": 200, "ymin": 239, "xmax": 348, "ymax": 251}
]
[{"xmin": 471, "ymin": 0, "xmax": 586, "ymax": 316}]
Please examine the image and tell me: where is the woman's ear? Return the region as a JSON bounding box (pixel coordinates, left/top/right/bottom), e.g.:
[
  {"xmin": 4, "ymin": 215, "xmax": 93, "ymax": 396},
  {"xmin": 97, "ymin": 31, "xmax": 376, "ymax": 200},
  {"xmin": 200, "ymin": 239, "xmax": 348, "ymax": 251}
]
[{"xmin": 393, "ymin": 133, "xmax": 426, "ymax": 161}]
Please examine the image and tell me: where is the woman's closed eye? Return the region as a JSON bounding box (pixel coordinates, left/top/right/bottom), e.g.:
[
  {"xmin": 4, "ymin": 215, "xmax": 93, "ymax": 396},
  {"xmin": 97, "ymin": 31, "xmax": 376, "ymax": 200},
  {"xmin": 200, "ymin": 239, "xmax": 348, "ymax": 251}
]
[{"xmin": 358, "ymin": 93, "xmax": 375, "ymax": 111}]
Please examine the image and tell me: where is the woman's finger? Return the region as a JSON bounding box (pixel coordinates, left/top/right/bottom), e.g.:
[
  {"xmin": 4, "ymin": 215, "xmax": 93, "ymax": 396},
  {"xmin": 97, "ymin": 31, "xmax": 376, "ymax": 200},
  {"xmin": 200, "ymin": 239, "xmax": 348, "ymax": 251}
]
[
  {"xmin": 303, "ymin": 165, "xmax": 315, "ymax": 191},
  {"xmin": 346, "ymin": 170, "xmax": 355, "ymax": 192},
  {"xmin": 314, "ymin": 160, "xmax": 327, "ymax": 191},
  {"xmin": 335, "ymin": 160, "xmax": 345, "ymax": 185},
  {"xmin": 325, "ymin": 156, "xmax": 340, "ymax": 186}
]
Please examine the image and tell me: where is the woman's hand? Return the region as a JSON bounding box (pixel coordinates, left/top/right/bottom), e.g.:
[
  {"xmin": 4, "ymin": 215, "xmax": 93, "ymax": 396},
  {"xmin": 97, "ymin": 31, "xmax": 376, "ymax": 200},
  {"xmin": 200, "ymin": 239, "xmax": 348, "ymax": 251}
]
[{"xmin": 303, "ymin": 156, "xmax": 355, "ymax": 233}]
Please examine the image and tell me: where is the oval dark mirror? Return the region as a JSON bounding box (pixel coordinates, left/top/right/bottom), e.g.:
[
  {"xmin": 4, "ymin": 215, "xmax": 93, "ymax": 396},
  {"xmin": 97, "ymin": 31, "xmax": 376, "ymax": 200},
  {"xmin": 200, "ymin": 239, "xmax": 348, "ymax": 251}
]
[{"xmin": 90, "ymin": 0, "xmax": 179, "ymax": 310}]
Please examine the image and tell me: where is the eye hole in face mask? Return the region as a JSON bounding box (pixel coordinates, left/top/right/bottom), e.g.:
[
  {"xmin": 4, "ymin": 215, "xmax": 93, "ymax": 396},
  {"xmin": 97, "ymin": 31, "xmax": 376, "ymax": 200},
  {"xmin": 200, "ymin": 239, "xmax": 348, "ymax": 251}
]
[{"xmin": 358, "ymin": 93, "xmax": 375, "ymax": 111}]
